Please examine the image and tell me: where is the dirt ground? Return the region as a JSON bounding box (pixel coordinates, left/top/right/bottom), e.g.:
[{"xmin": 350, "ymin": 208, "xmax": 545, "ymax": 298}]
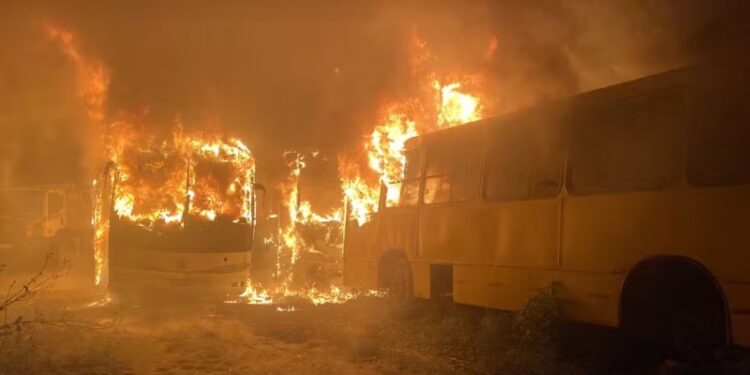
[
  {"xmin": 0, "ymin": 286, "xmax": 576, "ymax": 375},
  {"xmin": 1, "ymin": 285, "xmax": 749, "ymax": 375}
]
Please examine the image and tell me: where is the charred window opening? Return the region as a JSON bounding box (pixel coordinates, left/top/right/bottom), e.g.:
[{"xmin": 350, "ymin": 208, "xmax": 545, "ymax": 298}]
[
  {"xmin": 568, "ymin": 92, "xmax": 685, "ymax": 195},
  {"xmin": 385, "ymin": 147, "xmax": 421, "ymax": 208},
  {"xmin": 484, "ymin": 113, "xmax": 563, "ymax": 201}
]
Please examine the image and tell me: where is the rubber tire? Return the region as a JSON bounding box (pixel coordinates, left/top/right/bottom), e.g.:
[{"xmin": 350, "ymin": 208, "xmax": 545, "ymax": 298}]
[{"xmin": 384, "ymin": 257, "xmax": 413, "ymax": 305}]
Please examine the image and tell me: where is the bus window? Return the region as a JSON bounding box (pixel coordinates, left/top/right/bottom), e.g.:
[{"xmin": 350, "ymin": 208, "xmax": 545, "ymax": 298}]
[
  {"xmin": 687, "ymin": 81, "xmax": 750, "ymax": 187},
  {"xmin": 423, "ymin": 131, "xmax": 481, "ymax": 204},
  {"xmin": 484, "ymin": 115, "xmax": 562, "ymax": 200},
  {"xmin": 385, "ymin": 148, "xmax": 421, "ymax": 208},
  {"xmin": 568, "ymin": 92, "xmax": 684, "ymax": 195}
]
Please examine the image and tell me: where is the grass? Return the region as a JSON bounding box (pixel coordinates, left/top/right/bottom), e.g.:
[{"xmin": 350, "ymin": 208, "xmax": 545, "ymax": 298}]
[{"xmin": 369, "ymin": 285, "xmax": 586, "ymax": 374}]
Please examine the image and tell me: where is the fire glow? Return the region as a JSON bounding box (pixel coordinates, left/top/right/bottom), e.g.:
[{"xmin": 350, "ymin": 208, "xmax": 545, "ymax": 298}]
[
  {"xmin": 237, "ymin": 152, "xmax": 366, "ymax": 306},
  {"xmin": 48, "ymin": 25, "xmax": 256, "ymax": 287},
  {"xmin": 340, "ymin": 34, "xmax": 485, "ymax": 226},
  {"xmin": 106, "ymin": 122, "xmax": 255, "ymax": 226}
]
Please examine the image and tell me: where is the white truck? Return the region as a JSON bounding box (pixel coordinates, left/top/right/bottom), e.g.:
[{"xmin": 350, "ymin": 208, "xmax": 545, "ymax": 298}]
[{"xmin": 0, "ymin": 184, "xmax": 90, "ymax": 272}]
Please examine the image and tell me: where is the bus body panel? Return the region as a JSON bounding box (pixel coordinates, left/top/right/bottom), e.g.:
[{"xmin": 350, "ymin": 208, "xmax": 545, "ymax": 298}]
[
  {"xmin": 562, "ymin": 190, "xmax": 688, "ymax": 274},
  {"xmin": 418, "ymin": 198, "xmax": 560, "ymax": 268},
  {"xmin": 562, "ymin": 186, "xmax": 750, "ymax": 280},
  {"xmin": 343, "ymin": 64, "xmax": 750, "ymax": 346},
  {"xmin": 342, "ymin": 208, "xmax": 420, "ymax": 293},
  {"xmin": 372, "ymin": 208, "xmax": 419, "ymax": 259}
]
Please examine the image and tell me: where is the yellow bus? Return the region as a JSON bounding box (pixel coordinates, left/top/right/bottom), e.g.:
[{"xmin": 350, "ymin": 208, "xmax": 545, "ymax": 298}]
[{"xmin": 343, "ymin": 64, "xmax": 750, "ymax": 358}]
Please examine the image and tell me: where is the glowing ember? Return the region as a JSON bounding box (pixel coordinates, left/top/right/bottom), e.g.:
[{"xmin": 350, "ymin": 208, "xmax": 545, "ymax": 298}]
[{"xmin": 240, "ymin": 280, "xmax": 274, "ymax": 305}]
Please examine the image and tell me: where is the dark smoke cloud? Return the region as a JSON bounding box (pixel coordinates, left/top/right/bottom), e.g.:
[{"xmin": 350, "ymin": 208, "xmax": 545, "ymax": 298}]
[{"xmin": 0, "ymin": 0, "xmax": 745, "ymax": 200}]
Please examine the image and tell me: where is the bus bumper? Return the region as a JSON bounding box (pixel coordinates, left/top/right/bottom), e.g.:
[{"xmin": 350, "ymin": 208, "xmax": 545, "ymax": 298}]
[{"xmin": 109, "ymin": 266, "xmax": 249, "ymax": 302}]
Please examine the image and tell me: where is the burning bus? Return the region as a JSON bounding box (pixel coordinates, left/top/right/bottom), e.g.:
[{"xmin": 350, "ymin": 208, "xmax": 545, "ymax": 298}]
[
  {"xmin": 94, "ymin": 128, "xmax": 260, "ymax": 301},
  {"xmin": 342, "ymin": 63, "xmax": 750, "ymax": 360}
]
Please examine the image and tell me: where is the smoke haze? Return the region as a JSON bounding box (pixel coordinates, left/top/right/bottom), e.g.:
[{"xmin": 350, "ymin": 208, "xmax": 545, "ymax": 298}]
[{"xmin": 0, "ymin": 0, "xmax": 745, "ymax": 203}]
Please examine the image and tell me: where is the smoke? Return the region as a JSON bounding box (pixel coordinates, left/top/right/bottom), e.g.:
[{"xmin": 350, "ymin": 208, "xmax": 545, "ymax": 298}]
[{"xmin": 0, "ymin": 0, "xmax": 745, "ymax": 193}]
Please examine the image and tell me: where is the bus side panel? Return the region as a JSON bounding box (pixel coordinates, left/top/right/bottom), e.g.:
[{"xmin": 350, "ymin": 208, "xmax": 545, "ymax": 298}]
[
  {"xmin": 686, "ymin": 186, "xmax": 750, "ymax": 346},
  {"xmin": 562, "ymin": 191, "xmax": 686, "ymax": 325},
  {"xmin": 419, "ymin": 199, "xmax": 559, "ymax": 268},
  {"xmin": 684, "ymin": 187, "xmax": 750, "ymax": 283},
  {"xmin": 563, "ymin": 187, "xmax": 750, "ymax": 278},
  {"xmin": 425, "ymin": 199, "xmax": 559, "ymax": 309},
  {"xmin": 454, "ymin": 270, "xmax": 620, "ymax": 327},
  {"xmin": 556, "ymin": 271, "xmax": 622, "ymax": 326},
  {"xmin": 724, "ymin": 282, "xmax": 750, "ymax": 347},
  {"xmin": 562, "ymin": 187, "xmax": 750, "ymax": 334},
  {"xmin": 454, "ymin": 265, "xmax": 555, "ymax": 311},
  {"xmin": 342, "ymin": 255, "xmax": 378, "ymax": 290},
  {"xmin": 563, "ymin": 191, "xmax": 687, "ymax": 273},
  {"xmin": 371, "ymin": 209, "xmax": 420, "ymax": 260},
  {"xmin": 343, "ymin": 208, "xmax": 419, "ymax": 291},
  {"xmin": 410, "ymin": 260, "xmax": 430, "ymax": 298},
  {"xmin": 343, "ymin": 220, "xmax": 378, "ymax": 289}
]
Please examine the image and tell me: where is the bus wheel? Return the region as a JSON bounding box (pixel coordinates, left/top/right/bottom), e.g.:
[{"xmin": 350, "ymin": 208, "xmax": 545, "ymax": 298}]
[
  {"xmin": 382, "ymin": 256, "xmax": 413, "ymax": 304},
  {"xmin": 620, "ymin": 257, "xmax": 728, "ymax": 368}
]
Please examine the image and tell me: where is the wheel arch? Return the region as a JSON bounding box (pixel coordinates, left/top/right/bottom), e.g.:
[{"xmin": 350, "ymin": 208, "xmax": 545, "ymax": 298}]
[{"xmin": 617, "ymin": 255, "xmax": 732, "ymax": 341}]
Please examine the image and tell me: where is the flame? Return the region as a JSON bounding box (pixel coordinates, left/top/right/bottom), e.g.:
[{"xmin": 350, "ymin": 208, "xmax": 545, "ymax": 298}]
[
  {"xmin": 240, "ymin": 280, "xmax": 273, "ymax": 305},
  {"xmin": 91, "ymin": 177, "xmax": 109, "ymax": 286},
  {"xmin": 367, "ymin": 110, "xmax": 419, "ymax": 206},
  {"xmin": 339, "ymin": 158, "xmax": 379, "ymax": 226},
  {"xmin": 339, "ymin": 37, "xmax": 485, "ymax": 225},
  {"xmin": 45, "ymin": 25, "xmax": 109, "ymax": 124},
  {"xmin": 107, "ymin": 125, "xmax": 255, "ymax": 226},
  {"xmin": 435, "ymin": 80, "xmax": 482, "ymax": 128},
  {"xmin": 48, "ymin": 25, "xmax": 256, "ymax": 288},
  {"xmin": 235, "ymin": 151, "xmax": 371, "ymax": 306},
  {"xmin": 47, "ymin": 26, "xmax": 112, "ymax": 287}
]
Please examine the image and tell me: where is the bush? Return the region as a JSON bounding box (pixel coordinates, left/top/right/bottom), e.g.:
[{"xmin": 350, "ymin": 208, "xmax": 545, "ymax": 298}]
[
  {"xmin": 513, "ymin": 282, "xmax": 563, "ymax": 347},
  {"xmin": 506, "ymin": 282, "xmax": 568, "ymax": 374}
]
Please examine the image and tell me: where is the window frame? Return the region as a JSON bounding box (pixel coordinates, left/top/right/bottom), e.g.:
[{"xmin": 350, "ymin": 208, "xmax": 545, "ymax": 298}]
[
  {"xmin": 565, "ymin": 90, "xmax": 687, "ymax": 197},
  {"xmin": 381, "ymin": 142, "xmax": 425, "ymax": 211},
  {"xmin": 480, "ymin": 113, "xmax": 565, "ymax": 203},
  {"xmin": 421, "ymin": 128, "xmax": 484, "ymax": 206}
]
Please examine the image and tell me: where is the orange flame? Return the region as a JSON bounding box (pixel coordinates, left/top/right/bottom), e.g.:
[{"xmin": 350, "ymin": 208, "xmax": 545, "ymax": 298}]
[
  {"xmin": 235, "ymin": 151, "xmax": 371, "ymax": 306},
  {"xmin": 435, "ymin": 80, "xmax": 482, "ymax": 128},
  {"xmin": 340, "ymin": 34, "xmax": 485, "ymax": 225},
  {"xmin": 107, "ymin": 122, "xmax": 255, "ymax": 226},
  {"xmin": 45, "ymin": 25, "xmax": 109, "ymax": 124},
  {"xmin": 48, "ymin": 25, "xmax": 256, "ymax": 288}
]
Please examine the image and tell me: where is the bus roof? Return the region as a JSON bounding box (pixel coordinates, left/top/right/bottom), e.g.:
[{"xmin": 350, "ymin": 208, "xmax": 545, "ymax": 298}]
[{"xmin": 408, "ymin": 65, "xmax": 703, "ymax": 147}]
